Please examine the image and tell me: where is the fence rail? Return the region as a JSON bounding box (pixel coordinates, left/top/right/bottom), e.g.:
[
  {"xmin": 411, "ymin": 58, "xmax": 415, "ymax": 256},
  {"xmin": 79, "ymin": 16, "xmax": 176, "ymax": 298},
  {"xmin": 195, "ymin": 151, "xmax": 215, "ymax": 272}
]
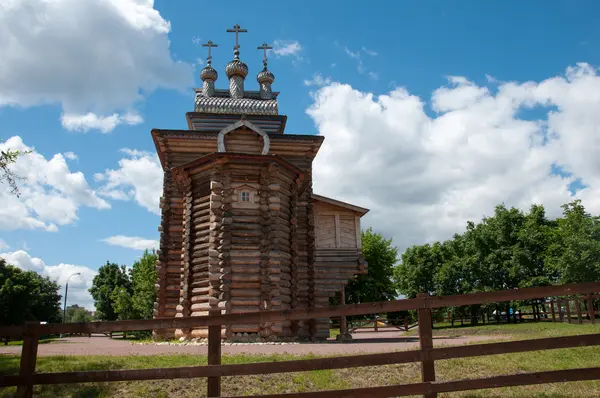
[{"xmin": 1, "ymin": 282, "xmax": 599, "ymax": 397}]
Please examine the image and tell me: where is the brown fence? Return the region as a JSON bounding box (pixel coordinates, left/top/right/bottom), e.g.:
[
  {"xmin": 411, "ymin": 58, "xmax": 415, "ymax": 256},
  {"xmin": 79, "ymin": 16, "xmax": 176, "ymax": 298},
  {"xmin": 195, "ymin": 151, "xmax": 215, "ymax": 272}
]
[{"xmin": 1, "ymin": 282, "xmax": 599, "ymax": 398}]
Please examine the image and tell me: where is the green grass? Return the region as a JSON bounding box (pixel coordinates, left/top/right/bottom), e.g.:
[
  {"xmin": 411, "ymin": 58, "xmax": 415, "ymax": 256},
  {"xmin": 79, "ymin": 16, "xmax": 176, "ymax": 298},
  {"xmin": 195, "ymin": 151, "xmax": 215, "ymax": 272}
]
[
  {"xmin": 2, "ymin": 337, "xmax": 58, "ymax": 346},
  {"xmin": 329, "ymin": 328, "xmax": 340, "ymax": 339},
  {"xmin": 1, "ymin": 323, "xmax": 599, "ymax": 397},
  {"xmin": 406, "ymin": 320, "xmax": 600, "ymax": 339}
]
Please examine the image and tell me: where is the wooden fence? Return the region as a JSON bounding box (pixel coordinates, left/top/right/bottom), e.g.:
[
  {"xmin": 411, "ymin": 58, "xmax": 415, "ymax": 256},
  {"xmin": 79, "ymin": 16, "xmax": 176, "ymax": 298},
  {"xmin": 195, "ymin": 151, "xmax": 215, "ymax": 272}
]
[
  {"xmin": 349, "ymin": 317, "xmax": 416, "ymax": 333},
  {"xmin": 1, "ymin": 282, "xmax": 599, "ymax": 398}
]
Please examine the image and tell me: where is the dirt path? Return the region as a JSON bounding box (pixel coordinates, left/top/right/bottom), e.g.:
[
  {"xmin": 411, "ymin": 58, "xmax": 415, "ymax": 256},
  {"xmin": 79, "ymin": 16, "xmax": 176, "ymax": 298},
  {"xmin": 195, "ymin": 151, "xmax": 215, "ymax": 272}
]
[{"xmin": 0, "ymin": 330, "xmax": 499, "ymax": 357}]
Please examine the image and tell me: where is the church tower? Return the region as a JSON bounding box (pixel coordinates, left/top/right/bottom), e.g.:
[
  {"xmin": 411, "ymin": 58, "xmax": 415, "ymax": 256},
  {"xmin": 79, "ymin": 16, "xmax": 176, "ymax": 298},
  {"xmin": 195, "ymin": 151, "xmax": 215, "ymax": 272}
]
[{"xmin": 152, "ymin": 25, "xmax": 369, "ymax": 341}]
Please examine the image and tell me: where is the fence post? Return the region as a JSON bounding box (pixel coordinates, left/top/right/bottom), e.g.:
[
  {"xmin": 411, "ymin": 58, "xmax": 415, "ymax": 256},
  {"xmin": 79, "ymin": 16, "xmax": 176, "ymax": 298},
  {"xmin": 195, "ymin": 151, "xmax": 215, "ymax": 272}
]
[
  {"xmin": 207, "ymin": 323, "xmax": 221, "ymax": 397},
  {"xmin": 566, "ymin": 300, "xmax": 572, "ymax": 323},
  {"xmin": 576, "ymin": 299, "xmax": 583, "ymax": 324},
  {"xmin": 587, "ymin": 295, "xmax": 595, "ymax": 324},
  {"xmin": 16, "ymin": 321, "xmax": 40, "ymax": 398},
  {"xmin": 550, "ymin": 300, "xmax": 556, "ymax": 322},
  {"xmin": 404, "ymin": 317, "xmax": 409, "ymax": 332},
  {"xmin": 374, "ymin": 316, "xmax": 378, "ymax": 332},
  {"xmin": 417, "ymin": 293, "xmax": 436, "ymax": 398}
]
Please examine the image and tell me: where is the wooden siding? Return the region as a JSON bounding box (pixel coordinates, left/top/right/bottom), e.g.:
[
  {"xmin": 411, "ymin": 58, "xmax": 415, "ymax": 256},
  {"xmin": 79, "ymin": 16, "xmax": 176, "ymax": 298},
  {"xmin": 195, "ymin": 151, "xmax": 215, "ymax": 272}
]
[
  {"xmin": 224, "ymin": 127, "xmax": 264, "ymax": 154},
  {"xmin": 314, "ymin": 202, "xmax": 360, "ymax": 249}
]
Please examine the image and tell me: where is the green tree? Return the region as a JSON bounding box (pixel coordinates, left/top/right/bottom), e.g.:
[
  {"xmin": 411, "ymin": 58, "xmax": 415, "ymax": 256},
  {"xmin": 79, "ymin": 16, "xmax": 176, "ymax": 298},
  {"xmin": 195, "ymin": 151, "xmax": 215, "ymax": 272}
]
[
  {"xmin": 345, "ymin": 228, "xmax": 398, "ymax": 305},
  {"xmin": 111, "ymin": 287, "xmax": 137, "ymax": 320},
  {"xmin": 63, "ymin": 305, "xmax": 92, "ymax": 323},
  {"xmin": 546, "ymin": 200, "xmax": 600, "ymax": 283},
  {"xmin": 394, "ymin": 242, "xmax": 446, "ymax": 299},
  {"xmin": 130, "ymin": 249, "xmax": 158, "ymax": 319},
  {"xmin": 0, "ymin": 259, "xmax": 61, "ymax": 325},
  {"xmin": 88, "ymin": 262, "xmax": 131, "ymax": 321}
]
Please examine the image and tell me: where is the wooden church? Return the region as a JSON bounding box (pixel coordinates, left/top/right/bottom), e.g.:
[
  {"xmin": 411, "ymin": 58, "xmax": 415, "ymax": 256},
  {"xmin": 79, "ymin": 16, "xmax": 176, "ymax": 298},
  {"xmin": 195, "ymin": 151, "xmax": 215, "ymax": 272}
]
[{"xmin": 152, "ymin": 25, "xmax": 369, "ymax": 340}]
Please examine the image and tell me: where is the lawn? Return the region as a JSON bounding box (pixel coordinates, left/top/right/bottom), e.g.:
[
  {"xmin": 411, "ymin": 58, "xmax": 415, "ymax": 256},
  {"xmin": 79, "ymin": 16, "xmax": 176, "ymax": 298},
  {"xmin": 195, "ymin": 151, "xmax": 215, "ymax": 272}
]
[
  {"xmin": 2, "ymin": 337, "xmax": 58, "ymax": 347},
  {"xmin": 0, "ymin": 322, "xmax": 599, "ymax": 397}
]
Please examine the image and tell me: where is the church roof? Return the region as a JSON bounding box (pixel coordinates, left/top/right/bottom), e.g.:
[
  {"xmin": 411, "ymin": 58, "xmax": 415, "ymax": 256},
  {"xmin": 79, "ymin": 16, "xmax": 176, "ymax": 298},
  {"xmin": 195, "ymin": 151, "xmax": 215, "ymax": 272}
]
[
  {"xmin": 194, "ymin": 89, "xmax": 278, "ymax": 115},
  {"xmin": 312, "ymin": 194, "xmax": 370, "ymax": 216},
  {"xmin": 186, "ymin": 112, "xmax": 286, "ymax": 134}
]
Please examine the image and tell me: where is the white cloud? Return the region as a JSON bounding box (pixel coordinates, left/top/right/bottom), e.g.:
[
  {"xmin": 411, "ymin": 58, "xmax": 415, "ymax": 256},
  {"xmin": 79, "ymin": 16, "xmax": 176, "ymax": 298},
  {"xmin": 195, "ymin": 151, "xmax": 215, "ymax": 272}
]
[
  {"xmin": 63, "ymin": 152, "xmax": 78, "ymax": 161},
  {"xmin": 307, "ymin": 63, "xmax": 600, "ymax": 254},
  {"xmin": 0, "ymin": 136, "xmax": 110, "ymax": 232},
  {"xmin": 60, "ymin": 112, "xmax": 143, "ymax": 133},
  {"xmin": 342, "ymin": 45, "xmax": 378, "ymax": 78},
  {"xmin": 0, "ymin": 250, "xmax": 97, "ymax": 310},
  {"xmin": 192, "ymin": 36, "xmax": 201, "ymax": 45},
  {"xmin": 96, "ymin": 148, "xmax": 163, "ymax": 214},
  {"xmin": 272, "ymin": 40, "xmax": 303, "ymax": 58},
  {"xmin": 304, "ymin": 73, "xmax": 332, "ymax": 87},
  {"xmin": 0, "ymin": 239, "xmax": 9, "ymax": 250},
  {"xmin": 362, "ymin": 47, "xmax": 378, "ymax": 56},
  {"xmin": 344, "ymin": 47, "xmax": 360, "ymax": 59},
  {"xmin": 103, "ymin": 235, "xmax": 159, "ymax": 250},
  {"xmin": 0, "ymin": 0, "xmax": 193, "ymax": 132}
]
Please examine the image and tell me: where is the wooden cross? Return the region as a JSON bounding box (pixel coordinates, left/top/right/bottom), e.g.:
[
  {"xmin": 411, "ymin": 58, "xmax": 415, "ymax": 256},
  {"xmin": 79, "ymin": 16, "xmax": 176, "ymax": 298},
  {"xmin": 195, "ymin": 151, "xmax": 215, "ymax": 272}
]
[
  {"xmin": 257, "ymin": 42, "xmax": 273, "ymax": 63},
  {"xmin": 226, "ymin": 24, "xmax": 248, "ymax": 50},
  {"xmin": 202, "ymin": 40, "xmax": 218, "ymax": 63}
]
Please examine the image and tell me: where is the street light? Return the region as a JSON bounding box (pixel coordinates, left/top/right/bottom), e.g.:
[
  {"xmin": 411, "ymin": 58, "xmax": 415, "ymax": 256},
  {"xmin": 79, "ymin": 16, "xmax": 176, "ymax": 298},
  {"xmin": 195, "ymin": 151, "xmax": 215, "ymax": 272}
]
[{"xmin": 62, "ymin": 272, "xmax": 81, "ymax": 324}]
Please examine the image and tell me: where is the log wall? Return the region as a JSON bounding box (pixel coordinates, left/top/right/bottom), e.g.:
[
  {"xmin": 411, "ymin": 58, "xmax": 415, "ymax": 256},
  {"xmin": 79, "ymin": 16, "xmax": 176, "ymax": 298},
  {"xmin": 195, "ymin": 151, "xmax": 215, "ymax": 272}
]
[{"xmin": 154, "ymin": 129, "xmax": 364, "ymax": 340}]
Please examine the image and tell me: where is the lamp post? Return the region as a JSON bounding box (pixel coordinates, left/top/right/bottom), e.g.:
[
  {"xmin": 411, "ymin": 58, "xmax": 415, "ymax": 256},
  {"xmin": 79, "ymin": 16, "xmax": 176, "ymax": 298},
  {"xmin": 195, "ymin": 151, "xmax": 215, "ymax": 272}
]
[{"xmin": 62, "ymin": 272, "xmax": 81, "ymax": 324}]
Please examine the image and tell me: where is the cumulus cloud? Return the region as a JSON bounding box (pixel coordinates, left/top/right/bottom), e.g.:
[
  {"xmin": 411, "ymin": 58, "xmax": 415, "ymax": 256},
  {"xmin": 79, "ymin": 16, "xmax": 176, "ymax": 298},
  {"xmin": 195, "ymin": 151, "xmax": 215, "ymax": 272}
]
[
  {"xmin": 304, "ymin": 73, "xmax": 332, "ymax": 87},
  {"xmin": 102, "ymin": 235, "xmax": 159, "ymax": 250},
  {"xmin": 308, "ymin": 63, "xmax": 600, "ymax": 254},
  {"xmin": 63, "ymin": 152, "xmax": 78, "ymax": 161},
  {"xmin": 0, "ymin": 250, "xmax": 97, "ymax": 310},
  {"xmin": 0, "ymin": 0, "xmax": 193, "ymax": 132},
  {"xmin": 96, "ymin": 148, "xmax": 163, "ymax": 214},
  {"xmin": 0, "ymin": 136, "xmax": 109, "ymax": 232},
  {"xmin": 272, "ymin": 40, "xmax": 303, "ymax": 58},
  {"xmin": 60, "ymin": 112, "xmax": 143, "ymax": 133},
  {"xmin": 0, "ymin": 239, "xmax": 9, "ymax": 250}
]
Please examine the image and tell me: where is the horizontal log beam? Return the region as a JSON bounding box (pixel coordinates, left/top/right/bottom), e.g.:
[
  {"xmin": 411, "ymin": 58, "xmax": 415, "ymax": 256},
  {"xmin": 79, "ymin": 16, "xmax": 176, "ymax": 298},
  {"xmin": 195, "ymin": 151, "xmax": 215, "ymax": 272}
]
[{"xmin": 1, "ymin": 282, "xmax": 598, "ymax": 336}]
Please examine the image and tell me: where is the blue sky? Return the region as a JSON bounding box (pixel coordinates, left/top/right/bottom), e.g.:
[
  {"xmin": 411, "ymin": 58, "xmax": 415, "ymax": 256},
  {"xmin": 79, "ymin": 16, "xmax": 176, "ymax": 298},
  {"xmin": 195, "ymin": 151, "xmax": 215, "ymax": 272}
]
[{"xmin": 2, "ymin": 0, "xmax": 600, "ymax": 308}]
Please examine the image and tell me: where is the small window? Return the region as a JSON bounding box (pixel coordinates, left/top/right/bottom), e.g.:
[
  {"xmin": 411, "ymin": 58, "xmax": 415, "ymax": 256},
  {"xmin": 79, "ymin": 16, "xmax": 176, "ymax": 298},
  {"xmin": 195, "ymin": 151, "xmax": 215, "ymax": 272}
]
[{"xmin": 240, "ymin": 191, "xmax": 251, "ymax": 202}]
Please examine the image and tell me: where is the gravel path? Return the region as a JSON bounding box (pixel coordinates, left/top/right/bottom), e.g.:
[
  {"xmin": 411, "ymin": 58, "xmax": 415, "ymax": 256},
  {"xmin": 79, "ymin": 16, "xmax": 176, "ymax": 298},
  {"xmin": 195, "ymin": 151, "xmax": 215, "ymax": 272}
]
[{"xmin": 0, "ymin": 330, "xmax": 498, "ymax": 357}]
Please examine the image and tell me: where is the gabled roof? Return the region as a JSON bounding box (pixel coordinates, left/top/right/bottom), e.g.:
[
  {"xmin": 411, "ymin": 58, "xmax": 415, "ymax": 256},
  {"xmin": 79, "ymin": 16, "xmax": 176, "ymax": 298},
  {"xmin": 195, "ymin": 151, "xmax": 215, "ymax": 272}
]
[
  {"xmin": 151, "ymin": 128, "xmax": 324, "ymax": 170},
  {"xmin": 312, "ymin": 194, "xmax": 370, "ymax": 216}
]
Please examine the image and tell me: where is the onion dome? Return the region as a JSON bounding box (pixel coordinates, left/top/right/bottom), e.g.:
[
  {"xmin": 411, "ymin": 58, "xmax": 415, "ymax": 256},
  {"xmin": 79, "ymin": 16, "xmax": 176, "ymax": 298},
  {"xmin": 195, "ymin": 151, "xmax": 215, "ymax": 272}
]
[
  {"xmin": 200, "ymin": 65, "xmax": 218, "ymax": 82},
  {"xmin": 257, "ymin": 67, "xmax": 274, "ymax": 85}
]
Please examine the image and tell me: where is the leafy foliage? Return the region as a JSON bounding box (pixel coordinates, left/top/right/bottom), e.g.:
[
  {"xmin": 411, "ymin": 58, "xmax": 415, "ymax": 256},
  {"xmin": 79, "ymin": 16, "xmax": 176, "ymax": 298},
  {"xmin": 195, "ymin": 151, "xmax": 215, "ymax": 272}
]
[
  {"xmin": 88, "ymin": 262, "xmax": 131, "ymax": 321},
  {"xmin": 62, "ymin": 305, "xmax": 92, "ymax": 323},
  {"xmin": 130, "ymin": 249, "xmax": 158, "ymax": 319},
  {"xmin": 344, "ymin": 228, "xmax": 398, "ymax": 305},
  {"xmin": 394, "ymin": 200, "xmax": 600, "ymax": 323},
  {"xmin": 0, "ymin": 259, "xmax": 61, "ymax": 325},
  {"xmin": 0, "ymin": 142, "xmax": 31, "ymax": 197},
  {"xmin": 88, "ymin": 250, "xmax": 157, "ymax": 322}
]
